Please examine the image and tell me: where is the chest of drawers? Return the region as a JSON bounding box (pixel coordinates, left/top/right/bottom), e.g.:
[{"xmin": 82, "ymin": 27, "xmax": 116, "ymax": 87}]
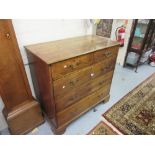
[{"xmin": 25, "ymin": 35, "xmax": 119, "ymax": 134}]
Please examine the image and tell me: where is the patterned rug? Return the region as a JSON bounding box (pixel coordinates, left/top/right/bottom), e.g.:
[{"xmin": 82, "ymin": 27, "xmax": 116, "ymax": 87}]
[
  {"xmin": 88, "ymin": 121, "xmax": 118, "ymax": 135},
  {"xmin": 103, "ymin": 73, "xmax": 155, "ymax": 135}
]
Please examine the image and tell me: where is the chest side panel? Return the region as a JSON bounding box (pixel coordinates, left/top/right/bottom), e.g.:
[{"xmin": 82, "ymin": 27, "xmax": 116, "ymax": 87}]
[{"xmin": 26, "ymin": 51, "xmax": 57, "ymax": 126}]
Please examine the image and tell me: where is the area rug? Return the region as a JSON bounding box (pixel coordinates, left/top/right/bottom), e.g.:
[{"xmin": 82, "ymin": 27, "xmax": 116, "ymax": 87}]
[
  {"xmin": 103, "ymin": 73, "xmax": 155, "ymax": 135},
  {"xmin": 88, "ymin": 121, "xmax": 118, "ymax": 135}
]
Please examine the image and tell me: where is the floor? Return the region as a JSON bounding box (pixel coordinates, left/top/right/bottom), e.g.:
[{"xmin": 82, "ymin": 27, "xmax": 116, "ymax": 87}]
[{"xmin": 1, "ymin": 64, "xmax": 155, "ymax": 135}]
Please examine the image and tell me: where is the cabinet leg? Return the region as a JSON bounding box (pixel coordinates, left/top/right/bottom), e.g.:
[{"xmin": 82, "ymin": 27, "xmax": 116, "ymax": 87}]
[
  {"xmin": 53, "ymin": 126, "xmax": 66, "ymax": 135},
  {"xmin": 103, "ymin": 95, "xmax": 110, "ymax": 103},
  {"xmin": 135, "ymin": 68, "xmax": 138, "ymax": 73}
]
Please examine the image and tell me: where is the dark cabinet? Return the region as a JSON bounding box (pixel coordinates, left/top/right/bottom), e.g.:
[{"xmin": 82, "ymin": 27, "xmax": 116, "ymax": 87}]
[{"xmin": 124, "ymin": 19, "xmax": 155, "ymax": 72}]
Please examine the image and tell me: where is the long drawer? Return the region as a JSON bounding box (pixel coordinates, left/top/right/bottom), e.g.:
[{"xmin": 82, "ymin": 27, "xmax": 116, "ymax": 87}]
[
  {"xmin": 55, "ymin": 71, "xmax": 113, "ymax": 112},
  {"xmin": 53, "ymin": 67, "xmax": 92, "ymax": 97},
  {"xmin": 53, "ymin": 56, "xmax": 117, "ymax": 98},
  {"xmin": 57, "ymin": 84, "xmax": 111, "ymax": 126},
  {"xmin": 91, "ymin": 54, "xmax": 117, "ymax": 79}
]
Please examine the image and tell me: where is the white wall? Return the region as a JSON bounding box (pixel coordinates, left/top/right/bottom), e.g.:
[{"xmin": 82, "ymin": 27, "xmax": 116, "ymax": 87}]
[
  {"xmin": 110, "ymin": 19, "xmax": 133, "ymax": 66},
  {"xmin": 0, "ymin": 19, "xmax": 93, "ymax": 131},
  {"xmin": 0, "ymin": 98, "xmax": 7, "ymax": 131}
]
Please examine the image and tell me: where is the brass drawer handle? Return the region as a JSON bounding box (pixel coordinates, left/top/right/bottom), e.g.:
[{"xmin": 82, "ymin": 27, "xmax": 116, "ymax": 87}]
[
  {"xmin": 63, "ymin": 61, "xmax": 87, "ymax": 70},
  {"xmin": 105, "ymin": 51, "xmax": 112, "ymax": 57},
  {"xmin": 69, "ymin": 64, "xmax": 78, "ymax": 69},
  {"xmin": 69, "ymin": 80, "xmax": 78, "ymax": 86},
  {"xmin": 69, "ymin": 64, "xmax": 74, "ymax": 69},
  {"xmin": 97, "ymin": 94, "xmax": 102, "ymax": 98},
  {"xmin": 99, "ymin": 81, "xmax": 104, "ymax": 85},
  {"xmin": 63, "ymin": 64, "xmax": 75, "ymax": 69}
]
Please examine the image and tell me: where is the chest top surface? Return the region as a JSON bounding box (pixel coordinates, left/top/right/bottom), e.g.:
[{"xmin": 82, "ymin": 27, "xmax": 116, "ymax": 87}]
[{"xmin": 25, "ymin": 35, "xmax": 119, "ymax": 64}]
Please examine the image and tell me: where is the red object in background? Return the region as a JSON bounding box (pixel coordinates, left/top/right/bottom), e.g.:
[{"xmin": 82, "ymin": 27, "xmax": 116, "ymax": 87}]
[
  {"xmin": 132, "ymin": 44, "xmax": 141, "ymax": 49},
  {"xmin": 149, "ymin": 52, "xmax": 155, "ymax": 66},
  {"xmin": 115, "ymin": 26, "xmax": 126, "ymax": 47},
  {"xmin": 150, "ymin": 52, "xmax": 155, "ymax": 62}
]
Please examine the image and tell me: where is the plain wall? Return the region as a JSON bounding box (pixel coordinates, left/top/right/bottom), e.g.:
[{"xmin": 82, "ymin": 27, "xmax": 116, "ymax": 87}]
[{"xmin": 0, "ymin": 19, "xmax": 93, "ymax": 131}]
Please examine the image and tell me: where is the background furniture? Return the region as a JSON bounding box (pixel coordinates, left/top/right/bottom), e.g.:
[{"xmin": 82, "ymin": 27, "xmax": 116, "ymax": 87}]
[
  {"xmin": 0, "ymin": 19, "xmax": 44, "ymax": 134},
  {"xmin": 124, "ymin": 19, "xmax": 155, "ymax": 72},
  {"xmin": 25, "ymin": 35, "xmax": 119, "ymax": 134}
]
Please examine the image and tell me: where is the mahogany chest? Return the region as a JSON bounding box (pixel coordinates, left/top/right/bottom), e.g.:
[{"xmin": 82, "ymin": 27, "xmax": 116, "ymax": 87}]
[{"xmin": 25, "ymin": 35, "xmax": 119, "ymax": 134}]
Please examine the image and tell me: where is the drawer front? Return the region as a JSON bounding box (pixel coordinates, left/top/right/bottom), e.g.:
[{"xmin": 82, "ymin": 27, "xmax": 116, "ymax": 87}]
[
  {"xmin": 53, "ymin": 67, "xmax": 92, "ymax": 97},
  {"xmin": 55, "ymin": 71, "xmax": 113, "ymax": 112},
  {"xmin": 51, "ymin": 54, "xmax": 93, "ymax": 80},
  {"xmin": 53, "ymin": 56, "xmax": 117, "ymax": 98},
  {"xmin": 57, "ymin": 84, "xmax": 111, "ymax": 126},
  {"xmin": 94, "ymin": 46, "xmax": 118, "ymax": 63},
  {"xmin": 91, "ymin": 56, "xmax": 117, "ymax": 80}
]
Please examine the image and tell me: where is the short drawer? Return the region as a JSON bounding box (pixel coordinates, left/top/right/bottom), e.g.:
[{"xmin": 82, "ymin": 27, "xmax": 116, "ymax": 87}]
[
  {"xmin": 56, "ymin": 85, "xmax": 111, "ymax": 126},
  {"xmin": 55, "ymin": 71, "xmax": 113, "ymax": 112},
  {"xmin": 94, "ymin": 46, "xmax": 118, "ymax": 63},
  {"xmin": 51, "ymin": 54, "xmax": 93, "ymax": 80}
]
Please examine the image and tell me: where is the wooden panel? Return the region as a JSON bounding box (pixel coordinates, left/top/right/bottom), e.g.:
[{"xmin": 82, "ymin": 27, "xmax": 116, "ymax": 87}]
[
  {"xmin": 53, "ymin": 67, "xmax": 92, "ymax": 97},
  {"xmin": 25, "ymin": 35, "xmax": 119, "ymax": 64},
  {"xmin": 0, "ymin": 20, "xmax": 44, "ymax": 135},
  {"xmin": 26, "ymin": 51, "xmax": 56, "ymax": 126},
  {"xmin": 91, "ymin": 56, "xmax": 117, "ymax": 80},
  {"xmin": 55, "ymin": 71, "xmax": 113, "ymax": 112},
  {"xmin": 5, "ymin": 100, "xmax": 43, "ymax": 135},
  {"xmin": 51, "ymin": 54, "xmax": 93, "ymax": 80},
  {"xmin": 0, "ymin": 20, "xmax": 32, "ymax": 110},
  {"xmin": 94, "ymin": 46, "xmax": 118, "ymax": 63},
  {"xmin": 25, "ymin": 34, "xmax": 119, "ymax": 134},
  {"xmin": 53, "ymin": 55, "xmax": 117, "ymax": 98},
  {"xmin": 57, "ymin": 85, "xmax": 111, "ymax": 126}
]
